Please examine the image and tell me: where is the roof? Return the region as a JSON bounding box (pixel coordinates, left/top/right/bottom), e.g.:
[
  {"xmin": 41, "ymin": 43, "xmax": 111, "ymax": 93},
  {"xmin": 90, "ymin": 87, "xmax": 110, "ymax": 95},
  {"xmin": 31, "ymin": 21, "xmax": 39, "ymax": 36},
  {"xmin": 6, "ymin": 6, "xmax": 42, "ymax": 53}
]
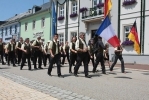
[{"xmin": 20, "ymin": 2, "xmax": 51, "ymax": 20}]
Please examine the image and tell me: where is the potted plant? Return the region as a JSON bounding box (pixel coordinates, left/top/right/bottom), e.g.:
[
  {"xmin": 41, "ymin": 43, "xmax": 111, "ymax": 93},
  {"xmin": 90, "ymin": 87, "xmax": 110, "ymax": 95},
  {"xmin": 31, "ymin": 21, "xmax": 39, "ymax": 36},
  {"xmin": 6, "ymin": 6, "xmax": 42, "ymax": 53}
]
[
  {"xmin": 79, "ymin": 7, "xmax": 88, "ymax": 13},
  {"xmin": 70, "ymin": 13, "xmax": 78, "ymax": 18},
  {"xmin": 58, "ymin": 16, "xmax": 64, "ymax": 20},
  {"xmin": 97, "ymin": 2, "xmax": 104, "ymax": 8},
  {"xmin": 122, "ymin": 40, "xmax": 134, "ymax": 46},
  {"xmin": 123, "ymin": 0, "xmax": 137, "ymax": 6}
]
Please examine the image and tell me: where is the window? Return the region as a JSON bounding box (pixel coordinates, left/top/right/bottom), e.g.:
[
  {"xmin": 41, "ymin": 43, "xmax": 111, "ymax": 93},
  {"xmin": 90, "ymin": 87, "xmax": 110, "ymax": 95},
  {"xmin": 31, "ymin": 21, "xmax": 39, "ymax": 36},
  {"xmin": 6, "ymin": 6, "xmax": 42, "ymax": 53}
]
[
  {"xmin": 25, "ymin": 23, "xmax": 28, "ymax": 31},
  {"xmin": 5, "ymin": 28, "xmax": 7, "ymax": 36},
  {"xmin": 71, "ymin": 32, "xmax": 77, "ymax": 38},
  {"xmin": 59, "ymin": 5, "xmax": 64, "ymax": 16},
  {"xmin": 124, "ymin": 25, "xmax": 132, "ymax": 41},
  {"xmin": 15, "ymin": 25, "xmax": 17, "ymax": 34},
  {"xmin": 10, "ymin": 26, "xmax": 12, "ymax": 35},
  {"xmin": 1, "ymin": 29, "xmax": 3, "ymax": 37},
  {"xmin": 72, "ymin": 2, "xmax": 77, "ymax": 14},
  {"xmin": 93, "ymin": 0, "xmax": 102, "ymax": 14},
  {"xmin": 41, "ymin": 18, "xmax": 45, "ymax": 27},
  {"xmin": 59, "ymin": 34, "xmax": 64, "ymax": 44},
  {"xmin": 33, "ymin": 20, "xmax": 36, "ymax": 29}
]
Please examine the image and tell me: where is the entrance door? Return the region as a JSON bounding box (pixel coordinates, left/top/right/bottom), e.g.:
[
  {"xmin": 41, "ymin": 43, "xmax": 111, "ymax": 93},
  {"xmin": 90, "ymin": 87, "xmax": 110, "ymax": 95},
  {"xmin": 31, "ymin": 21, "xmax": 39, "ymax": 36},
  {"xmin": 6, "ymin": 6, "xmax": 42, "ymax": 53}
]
[{"xmin": 91, "ymin": 30, "xmax": 97, "ymax": 38}]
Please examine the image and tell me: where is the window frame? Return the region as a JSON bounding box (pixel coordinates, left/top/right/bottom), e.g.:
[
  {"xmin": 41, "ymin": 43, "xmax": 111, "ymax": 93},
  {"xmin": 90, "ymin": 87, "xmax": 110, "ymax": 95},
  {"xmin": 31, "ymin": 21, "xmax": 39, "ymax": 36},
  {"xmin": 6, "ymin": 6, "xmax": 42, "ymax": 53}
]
[
  {"xmin": 25, "ymin": 22, "xmax": 28, "ymax": 31},
  {"xmin": 72, "ymin": 1, "xmax": 78, "ymax": 14},
  {"xmin": 10, "ymin": 26, "xmax": 12, "ymax": 35},
  {"xmin": 41, "ymin": 18, "xmax": 45, "ymax": 28},
  {"xmin": 58, "ymin": 33, "xmax": 64, "ymax": 44},
  {"xmin": 59, "ymin": 5, "xmax": 64, "ymax": 17},
  {"xmin": 15, "ymin": 25, "xmax": 17, "ymax": 34},
  {"xmin": 5, "ymin": 28, "xmax": 7, "ymax": 36},
  {"xmin": 32, "ymin": 20, "xmax": 36, "ymax": 29},
  {"xmin": 123, "ymin": 25, "xmax": 132, "ymax": 41}
]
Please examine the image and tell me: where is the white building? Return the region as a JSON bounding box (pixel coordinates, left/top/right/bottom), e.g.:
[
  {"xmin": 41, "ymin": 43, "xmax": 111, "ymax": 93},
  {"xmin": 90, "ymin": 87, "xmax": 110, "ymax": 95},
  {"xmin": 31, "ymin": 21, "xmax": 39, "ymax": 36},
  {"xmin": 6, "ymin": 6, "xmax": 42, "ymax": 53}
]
[
  {"xmin": 119, "ymin": 0, "xmax": 149, "ymax": 64},
  {"xmin": 53, "ymin": 0, "xmax": 149, "ymax": 64}
]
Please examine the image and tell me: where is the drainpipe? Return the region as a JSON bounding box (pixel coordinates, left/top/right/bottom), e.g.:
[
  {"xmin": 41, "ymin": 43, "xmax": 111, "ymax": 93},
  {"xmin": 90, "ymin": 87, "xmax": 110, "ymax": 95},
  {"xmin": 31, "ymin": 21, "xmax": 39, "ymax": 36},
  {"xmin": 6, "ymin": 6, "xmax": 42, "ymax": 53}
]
[
  {"xmin": 49, "ymin": 8, "xmax": 52, "ymax": 40},
  {"xmin": 142, "ymin": 0, "xmax": 145, "ymax": 54},
  {"xmin": 56, "ymin": 1, "xmax": 58, "ymax": 34},
  {"xmin": 78, "ymin": 0, "xmax": 80, "ymax": 39},
  {"xmin": 117, "ymin": 0, "xmax": 121, "ymax": 38},
  {"xmin": 65, "ymin": 0, "xmax": 69, "ymax": 41},
  {"xmin": 140, "ymin": 0, "xmax": 143, "ymax": 54}
]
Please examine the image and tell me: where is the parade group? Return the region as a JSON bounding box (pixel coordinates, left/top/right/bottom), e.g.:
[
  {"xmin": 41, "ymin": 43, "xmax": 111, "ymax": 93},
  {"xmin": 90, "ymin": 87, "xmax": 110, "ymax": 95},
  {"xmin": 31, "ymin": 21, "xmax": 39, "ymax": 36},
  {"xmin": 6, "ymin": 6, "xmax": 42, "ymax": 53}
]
[{"xmin": 0, "ymin": 32, "xmax": 125, "ymax": 78}]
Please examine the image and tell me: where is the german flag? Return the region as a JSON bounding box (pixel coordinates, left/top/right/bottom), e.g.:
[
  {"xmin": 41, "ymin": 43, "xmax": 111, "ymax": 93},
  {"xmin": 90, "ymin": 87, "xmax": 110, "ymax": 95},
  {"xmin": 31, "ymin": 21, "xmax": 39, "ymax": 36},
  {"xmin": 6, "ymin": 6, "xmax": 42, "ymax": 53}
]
[
  {"xmin": 128, "ymin": 21, "xmax": 140, "ymax": 54},
  {"xmin": 104, "ymin": 0, "xmax": 112, "ymax": 18}
]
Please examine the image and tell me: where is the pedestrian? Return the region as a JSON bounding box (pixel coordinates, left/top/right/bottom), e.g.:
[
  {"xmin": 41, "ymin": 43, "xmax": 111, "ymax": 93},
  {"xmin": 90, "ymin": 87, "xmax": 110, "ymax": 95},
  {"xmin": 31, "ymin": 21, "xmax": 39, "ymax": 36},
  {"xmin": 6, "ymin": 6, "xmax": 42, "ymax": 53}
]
[
  {"xmin": 0, "ymin": 38, "xmax": 6, "ymax": 65},
  {"xmin": 88, "ymin": 38, "xmax": 95, "ymax": 67},
  {"xmin": 60, "ymin": 42, "xmax": 65, "ymax": 65},
  {"xmin": 104, "ymin": 43, "xmax": 110, "ymax": 68},
  {"xmin": 5, "ymin": 39, "xmax": 16, "ymax": 67},
  {"xmin": 16, "ymin": 37, "xmax": 24, "ymax": 66},
  {"xmin": 20, "ymin": 38, "xmax": 32, "ymax": 70},
  {"xmin": 74, "ymin": 32, "xmax": 91, "ymax": 78},
  {"xmin": 47, "ymin": 34, "xmax": 63, "ymax": 78},
  {"xmin": 69, "ymin": 36, "xmax": 77, "ymax": 73},
  {"xmin": 43, "ymin": 40, "xmax": 51, "ymax": 67},
  {"xmin": 110, "ymin": 40, "xmax": 125, "ymax": 73},
  {"xmin": 92, "ymin": 36, "xmax": 106, "ymax": 74},
  {"xmin": 32, "ymin": 36, "xmax": 43, "ymax": 69},
  {"xmin": 63, "ymin": 41, "xmax": 70, "ymax": 65}
]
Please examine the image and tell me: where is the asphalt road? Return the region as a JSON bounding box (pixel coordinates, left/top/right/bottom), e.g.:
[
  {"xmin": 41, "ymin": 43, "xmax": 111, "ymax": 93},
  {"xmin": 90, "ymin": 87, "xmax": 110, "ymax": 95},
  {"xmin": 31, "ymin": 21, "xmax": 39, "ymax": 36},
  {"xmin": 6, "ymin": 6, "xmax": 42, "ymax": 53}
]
[{"xmin": 0, "ymin": 63, "xmax": 149, "ymax": 100}]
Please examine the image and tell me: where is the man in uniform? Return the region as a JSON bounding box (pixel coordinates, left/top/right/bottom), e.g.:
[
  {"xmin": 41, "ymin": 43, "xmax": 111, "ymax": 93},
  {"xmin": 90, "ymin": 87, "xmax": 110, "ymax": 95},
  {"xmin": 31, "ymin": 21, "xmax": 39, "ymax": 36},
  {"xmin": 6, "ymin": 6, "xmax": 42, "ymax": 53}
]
[
  {"xmin": 16, "ymin": 37, "xmax": 24, "ymax": 66},
  {"xmin": 0, "ymin": 38, "xmax": 5, "ymax": 65},
  {"xmin": 74, "ymin": 32, "xmax": 91, "ymax": 78},
  {"xmin": 69, "ymin": 36, "xmax": 77, "ymax": 73},
  {"xmin": 63, "ymin": 41, "xmax": 70, "ymax": 65},
  {"xmin": 110, "ymin": 40, "xmax": 125, "ymax": 73},
  {"xmin": 32, "ymin": 36, "xmax": 43, "ymax": 69},
  {"xmin": 43, "ymin": 40, "xmax": 50, "ymax": 67},
  {"xmin": 47, "ymin": 34, "xmax": 63, "ymax": 78},
  {"xmin": 92, "ymin": 36, "xmax": 106, "ymax": 74},
  {"xmin": 5, "ymin": 39, "xmax": 16, "ymax": 66},
  {"xmin": 20, "ymin": 38, "xmax": 31, "ymax": 70}
]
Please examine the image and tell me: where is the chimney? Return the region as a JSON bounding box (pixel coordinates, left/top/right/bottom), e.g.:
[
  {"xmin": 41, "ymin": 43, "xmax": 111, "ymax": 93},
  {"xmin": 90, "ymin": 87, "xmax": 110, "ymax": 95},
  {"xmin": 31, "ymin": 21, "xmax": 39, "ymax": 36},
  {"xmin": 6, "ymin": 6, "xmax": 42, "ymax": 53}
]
[{"xmin": 28, "ymin": 9, "xmax": 31, "ymax": 13}]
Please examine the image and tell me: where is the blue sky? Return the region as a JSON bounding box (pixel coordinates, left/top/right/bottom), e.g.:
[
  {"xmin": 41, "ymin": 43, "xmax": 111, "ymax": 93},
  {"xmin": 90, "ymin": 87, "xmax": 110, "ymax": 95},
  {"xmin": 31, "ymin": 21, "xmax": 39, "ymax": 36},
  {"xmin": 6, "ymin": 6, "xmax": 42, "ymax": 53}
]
[{"xmin": 0, "ymin": 0, "xmax": 50, "ymax": 20}]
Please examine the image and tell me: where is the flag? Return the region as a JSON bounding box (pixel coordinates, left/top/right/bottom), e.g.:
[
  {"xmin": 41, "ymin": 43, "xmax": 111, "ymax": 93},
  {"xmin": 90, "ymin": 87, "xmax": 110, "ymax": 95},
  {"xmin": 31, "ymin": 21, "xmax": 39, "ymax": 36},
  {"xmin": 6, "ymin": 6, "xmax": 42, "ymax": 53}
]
[
  {"xmin": 104, "ymin": 0, "xmax": 112, "ymax": 18},
  {"xmin": 52, "ymin": 1, "xmax": 56, "ymax": 37},
  {"xmin": 95, "ymin": 16, "xmax": 120, "ymax": 47},
  {"xmin": 128, "ymin": 21, "xmax": 140, "ymax": 54}
]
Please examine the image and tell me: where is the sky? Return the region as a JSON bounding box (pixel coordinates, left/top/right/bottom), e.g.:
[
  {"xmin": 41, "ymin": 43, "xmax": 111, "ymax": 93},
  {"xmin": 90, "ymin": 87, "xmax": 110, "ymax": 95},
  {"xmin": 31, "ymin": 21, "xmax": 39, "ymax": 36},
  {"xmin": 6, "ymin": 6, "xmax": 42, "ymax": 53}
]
[{"xmin": 0, "ymin": 0, "xmax": 50, "ymax": 21}]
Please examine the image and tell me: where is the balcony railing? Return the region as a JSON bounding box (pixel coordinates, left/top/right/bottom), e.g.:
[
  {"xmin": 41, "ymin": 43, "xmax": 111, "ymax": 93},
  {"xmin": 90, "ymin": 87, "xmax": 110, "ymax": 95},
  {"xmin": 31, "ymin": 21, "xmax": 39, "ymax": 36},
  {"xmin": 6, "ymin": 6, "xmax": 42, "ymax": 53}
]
[{"xmin": 81, "ymin": 7, "xmax": 104, "ymax": 19}]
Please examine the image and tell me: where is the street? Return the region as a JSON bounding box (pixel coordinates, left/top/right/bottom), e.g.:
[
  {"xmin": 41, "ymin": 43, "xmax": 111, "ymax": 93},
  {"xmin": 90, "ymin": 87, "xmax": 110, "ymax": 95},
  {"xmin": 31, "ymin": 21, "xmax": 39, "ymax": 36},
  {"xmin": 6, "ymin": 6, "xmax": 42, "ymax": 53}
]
[{"xmin": 0, "ymin": 63, "xmax": 149, "ymax": 100}]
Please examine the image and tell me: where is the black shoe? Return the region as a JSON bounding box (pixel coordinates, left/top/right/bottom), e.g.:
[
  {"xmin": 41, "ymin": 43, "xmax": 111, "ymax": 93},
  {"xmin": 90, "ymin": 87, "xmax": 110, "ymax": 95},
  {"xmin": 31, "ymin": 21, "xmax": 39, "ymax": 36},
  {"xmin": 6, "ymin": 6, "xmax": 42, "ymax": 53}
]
[
  {"xmin": 34, "ymin": 67, "xmax": 38, "ymax": 70},
  {"xmin": 38, "ymin": 67, "xmax": 43, "ymax": 69},
  {"xmin": 102, "ymin": 72, "xmax": 106, "ymax": 74},
  {"xmin": 48, "ymin": 73, "xmax": 52, "ymax": 76},
  {"xmin": 85, "ymin": 75, "xmax": 91, "ymax": 78},
  {"xmin": 13, "ymin": 65, "xmax": 17, "ymax": 67},
  {"xmin": 2, "ymin": 63, "xmax": 5, "ymax": 65},
  {"xmin": 74, "ymin": 74, "xmax": 78, "ymax": 77},
  {"xmin": 58, "ymin": 75, "xmax": 64, "ymax": 78},
  {"xmin": 69, "ymin": 71, "xmax": 72, "ymax": 74},
  {"xmin": 20, "ymin": 68, "xmax": 22, "ymax": 70},
  {"xmin": 8, "ymin": 64, "xmax": 10, "ymax": 66}
]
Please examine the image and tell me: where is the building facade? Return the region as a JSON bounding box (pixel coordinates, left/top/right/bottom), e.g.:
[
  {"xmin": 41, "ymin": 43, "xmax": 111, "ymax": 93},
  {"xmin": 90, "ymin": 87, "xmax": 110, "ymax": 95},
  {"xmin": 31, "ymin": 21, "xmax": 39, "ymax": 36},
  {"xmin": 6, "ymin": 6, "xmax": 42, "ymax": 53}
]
[
  {"xmin": 118, "ymin": 0, "xmax": 149, "ymax": 64},
  {"xmin": 0, "ymin": 12, "xmax": 31, "ymax": 42},
  {"xmin": 20, "ymin": 2, "xmax": 51, "ymax": 42}
]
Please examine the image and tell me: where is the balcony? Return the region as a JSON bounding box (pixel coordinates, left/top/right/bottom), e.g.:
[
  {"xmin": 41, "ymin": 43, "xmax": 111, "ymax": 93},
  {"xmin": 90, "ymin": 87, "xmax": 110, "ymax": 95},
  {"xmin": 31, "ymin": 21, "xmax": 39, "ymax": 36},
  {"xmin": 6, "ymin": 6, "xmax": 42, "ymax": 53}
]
[{"xmin": 81, "ymin": 7, "xmax": 104, "ymax": 22}]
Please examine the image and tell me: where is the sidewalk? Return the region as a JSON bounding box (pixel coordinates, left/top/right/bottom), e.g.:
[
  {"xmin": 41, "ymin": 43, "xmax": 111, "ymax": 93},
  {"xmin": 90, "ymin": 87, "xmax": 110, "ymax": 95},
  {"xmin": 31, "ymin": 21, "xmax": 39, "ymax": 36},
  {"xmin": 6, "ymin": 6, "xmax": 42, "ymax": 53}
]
[{"xmin": 0, "ymin": 76, "xmax": 58, "ymax": 100}]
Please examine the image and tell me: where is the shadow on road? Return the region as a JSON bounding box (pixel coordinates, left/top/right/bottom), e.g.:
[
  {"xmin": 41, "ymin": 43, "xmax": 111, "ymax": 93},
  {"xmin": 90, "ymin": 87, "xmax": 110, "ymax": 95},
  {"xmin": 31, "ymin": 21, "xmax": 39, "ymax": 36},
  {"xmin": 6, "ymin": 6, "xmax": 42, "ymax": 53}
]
[
  {"xmin": 142, "ymin": 73, "xmax": 149, "ymax": 75},
  {"xmin": 0, "ymin": 67, "xmax": 11, "ymax": 69},
  {"xmin": 114, "ymin": 76, "xmax": 132, "ymax": 79}
]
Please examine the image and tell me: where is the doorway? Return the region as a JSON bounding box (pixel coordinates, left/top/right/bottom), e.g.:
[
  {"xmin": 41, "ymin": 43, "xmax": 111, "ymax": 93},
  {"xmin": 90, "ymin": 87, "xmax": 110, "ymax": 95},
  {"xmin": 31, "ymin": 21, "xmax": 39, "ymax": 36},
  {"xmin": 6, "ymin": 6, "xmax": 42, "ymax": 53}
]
[{"xmin": 91, "ymin": 30, "xmax": 97, "ymax": 38}]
